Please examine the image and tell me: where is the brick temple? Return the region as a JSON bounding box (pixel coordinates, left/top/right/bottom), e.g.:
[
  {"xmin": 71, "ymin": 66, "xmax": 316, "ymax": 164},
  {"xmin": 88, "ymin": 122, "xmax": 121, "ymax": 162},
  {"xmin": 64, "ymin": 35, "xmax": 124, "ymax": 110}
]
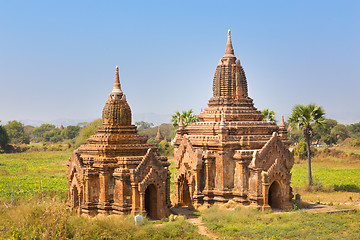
[
  {"xmin": 67, "ymin": 67, "xmax": 171, "ymax": 218},
  {"xmin": 173, "ymin": 30, "xmax": 294, "ymax": 210}
]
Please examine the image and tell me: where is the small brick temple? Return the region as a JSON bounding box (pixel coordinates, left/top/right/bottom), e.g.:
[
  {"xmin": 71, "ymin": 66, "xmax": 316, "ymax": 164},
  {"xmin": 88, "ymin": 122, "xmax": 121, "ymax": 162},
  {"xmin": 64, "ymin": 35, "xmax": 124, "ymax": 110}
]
[
  {"xmin": 173, "ymin": 30, "xmax": 294, "ymax": 210},
  {"xmin": 67, "ymin": 67, "xmax": 171, "ymax": 218}
]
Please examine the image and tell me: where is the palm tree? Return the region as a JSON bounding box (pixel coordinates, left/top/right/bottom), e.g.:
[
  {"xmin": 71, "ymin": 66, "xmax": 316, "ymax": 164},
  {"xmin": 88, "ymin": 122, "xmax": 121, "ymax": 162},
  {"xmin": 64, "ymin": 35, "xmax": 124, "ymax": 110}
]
[
  {"xmin": 288, "ymin": 104, "xmax": 325, "ymax": 187},
  {"xmin": 262, "ymin": 108, "xmax": 276, "ymax": 122},
  {"xmin": 171, "ymin": 109, "xmax": 198, "ymax": 128}
]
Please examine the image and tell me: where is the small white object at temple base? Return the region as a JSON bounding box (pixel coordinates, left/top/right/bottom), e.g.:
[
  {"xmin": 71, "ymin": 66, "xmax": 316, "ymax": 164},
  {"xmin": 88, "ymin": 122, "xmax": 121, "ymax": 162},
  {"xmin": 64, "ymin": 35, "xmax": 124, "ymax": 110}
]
[{"xmin": 134, "ymin": 215, "xmax": 143, "ymax": 225}]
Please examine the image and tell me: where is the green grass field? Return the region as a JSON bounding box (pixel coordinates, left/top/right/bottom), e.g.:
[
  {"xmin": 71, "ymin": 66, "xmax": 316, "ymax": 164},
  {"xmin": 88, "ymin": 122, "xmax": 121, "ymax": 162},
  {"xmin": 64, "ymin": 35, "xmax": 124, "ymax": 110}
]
[
  {"xmin": 292, "ymin": 161, "xmax": 360, "ymax": 192},
  {"xmin": 0, "ymin": 151, "xmax": 204, "ymax": 239},
  {"xmin": 1, "ymin": 148, "xmax": 360, "ymax": 239},
  {"xmin": 290, "ymin": 151, "xmax": 360, "ymax": 204},
  {"xmin": 201, "ymin": 206, "xmax": 360, "ymax": 239},
  {"xmin": 0, "ymin": 151, "xmax": 71, "ymax": 202}
]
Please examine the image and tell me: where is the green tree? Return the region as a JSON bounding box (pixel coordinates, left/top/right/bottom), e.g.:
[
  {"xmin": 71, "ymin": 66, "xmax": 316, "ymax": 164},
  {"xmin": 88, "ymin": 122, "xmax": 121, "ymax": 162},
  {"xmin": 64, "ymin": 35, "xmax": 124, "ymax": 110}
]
[
  {"xmin": 261, "ymin": 108, "xmax": 276, "ymax": 122},
  {"xmin": 312, "ymin": 119, "xmax": 338, "ymax": 145},
  {"xmin": 288, "ymin": 104, "xmax": 325, "ymax": 187},
  {"xmin": 171, "ymin": 109, "xmax": 198, "ymax": 128},
  {"xmin": 43, "ymin": 128, "xmax": 63, "ymax": 143},
  {"xmin": 348, "ymin": 122, "xmax": 360, "ymax": 134},
  {"xmin": 348, "ymin": 122, "xmax": 360, "ymax": 140},
  {"xmin": 61, "ymin": 125, "xmax": 81, "ymax": 139},
  {"xmin": 288, "ymin": 127, "xmax": 303, "ymax": 143},
  {"xmin": 74, "ymin": 119, "xmax": 102, "ymax": 148},
  {"xmin": 331, "ymin": 124, "xmax": 350, "ymax": 143},
  {"xmin": 146, "ymin": 138, "xmax": 173, "ymax": 156},
  {"xmin": 0, "ymin": 121, "xmax": 9, "ymax": 151},
  {"xmin": 135, "ymin": 121, "xmax": 154, "ymax": 130},
  {"xmin": 33, "ymin": 124, "xmax": 56, "ymax": 142},
  {"xmin": 322, "ymin": 134, "xmax": 337, "ymax": 146},
  {"xmin": 24, "ymin": 125, "xmax": 35, "ymax": 142},
  {"xmin": 4, "ymin": 120, "xmax": 30, "ymax": 144},
  {"xmin": 294, "ymin": 141, "xmax": 307, "ymax": 160}
]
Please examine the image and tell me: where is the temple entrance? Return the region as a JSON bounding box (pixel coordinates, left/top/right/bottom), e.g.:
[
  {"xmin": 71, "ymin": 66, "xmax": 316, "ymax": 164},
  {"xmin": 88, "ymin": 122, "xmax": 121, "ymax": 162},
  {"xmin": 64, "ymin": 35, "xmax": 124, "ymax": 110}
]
[
  {"xmin": 179, "ymin": 177, "xmax": 191, "ymax": 207},
  {"xmin": 72, "ymin": 187, "xmax": 79, "ymax": 208},
  {"xmin": 145, "ymin": 184, "xmax": 158, "ymax": 219},
  {"xmin": 71, "ymin": 186, "xmax": 81, "ymax": 214},
  {"xmin": 268, "ymin": 181, "xmax": 282, "ymax": 209}
]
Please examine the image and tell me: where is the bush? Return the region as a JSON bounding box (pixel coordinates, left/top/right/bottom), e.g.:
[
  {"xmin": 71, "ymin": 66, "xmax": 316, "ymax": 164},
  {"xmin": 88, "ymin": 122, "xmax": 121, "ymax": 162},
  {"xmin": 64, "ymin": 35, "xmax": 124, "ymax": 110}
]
[
  {"xmin": 147, "ymin": 138, "xmax": 173, "ymax": 156},
  {"xmin": 294, "ymin": 141, "xmax": 307, "ymax": 160},
  {"xmin": 305, "ymin": 179, "xmax": 332, "ymax": 192},
  {"xmin": 341, "ymin": 138, "xmax": 360, "ymax": 147},
  {"xmin": 318, "ymin": 148, "xmax": 347, "ymax": 158},
  {"xmin": 0, "ymin": 123, "xmax": 9, "ymax": 151}
]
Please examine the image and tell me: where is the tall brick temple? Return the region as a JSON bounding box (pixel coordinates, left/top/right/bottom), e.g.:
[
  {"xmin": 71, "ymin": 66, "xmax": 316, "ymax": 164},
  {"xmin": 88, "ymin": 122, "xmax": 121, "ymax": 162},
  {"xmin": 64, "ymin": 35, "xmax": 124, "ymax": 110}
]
[
  {"xmin": 173, "ymin": 30, "xmax": 294, "ymax": 210},
  {"xmin": 67, "ymin": 67, "xmax": 171, "ymax": 218}
]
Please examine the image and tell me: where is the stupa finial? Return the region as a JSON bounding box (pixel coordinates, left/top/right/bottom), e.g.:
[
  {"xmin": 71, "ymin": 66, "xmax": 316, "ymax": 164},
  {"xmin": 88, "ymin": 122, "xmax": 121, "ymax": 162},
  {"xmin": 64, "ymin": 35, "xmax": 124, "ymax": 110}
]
[
  {"xmin": 280, "ymin": 115, "xmax": 285, "ymax": 128},
  {"xmin": 112, "ymin": 66, "xmax": 123, "ymax": 94},
  {"xmin": 179, "ymin": 115, "xmax": 184, "ymax": 128},
  {"xmin": 224, "ymin": 29, "xmax": 235, "ymax": 57}
]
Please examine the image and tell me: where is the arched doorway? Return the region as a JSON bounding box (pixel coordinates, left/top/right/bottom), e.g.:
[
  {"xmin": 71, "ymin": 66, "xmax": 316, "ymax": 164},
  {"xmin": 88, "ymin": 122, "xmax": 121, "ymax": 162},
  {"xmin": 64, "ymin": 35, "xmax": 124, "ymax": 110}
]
[
  {"xmin": 180, "ymin": 177, "xmax": 191, "ymax": 207},
  {"xmin": 268, "ymin": 181, "xmax": 282, "ymax": 209},
  {"xmin": 145, "ymin": 184, "xmax": 158, "ymax": 219},
  {"xmin": 72, "ymin": 187, "xmax": 80, "ymax": 210}
]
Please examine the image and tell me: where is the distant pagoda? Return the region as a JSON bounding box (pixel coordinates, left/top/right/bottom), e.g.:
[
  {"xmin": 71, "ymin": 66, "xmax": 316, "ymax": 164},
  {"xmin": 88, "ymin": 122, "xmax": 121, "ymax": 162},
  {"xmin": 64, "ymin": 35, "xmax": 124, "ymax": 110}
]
[
  {"xmin": 155, "ymin": 127, "xmax": 164, "ymax": 142},
  {"xmin": 173, "ymin": 30, "xmax": 294, "ymax": 210},
  {"xmin": 67, "ymin": 67, "xmax": 171, "ymax": 219}
]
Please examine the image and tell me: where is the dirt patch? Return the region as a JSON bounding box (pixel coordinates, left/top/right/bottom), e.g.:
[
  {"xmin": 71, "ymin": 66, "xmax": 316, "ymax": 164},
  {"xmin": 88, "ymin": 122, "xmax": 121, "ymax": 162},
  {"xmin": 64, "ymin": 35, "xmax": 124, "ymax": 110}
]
[{"xmin": 171, "ymin": 206, "xmax": 218, "ymax": 240}]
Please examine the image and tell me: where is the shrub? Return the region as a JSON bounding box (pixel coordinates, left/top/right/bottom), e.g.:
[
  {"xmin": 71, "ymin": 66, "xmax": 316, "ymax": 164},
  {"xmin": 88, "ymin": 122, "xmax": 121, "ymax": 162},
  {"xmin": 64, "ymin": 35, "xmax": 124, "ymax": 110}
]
[
  {"xmin": 294, "ymin": 141, "xmax": 307, "ymax": 160},
  {"xmin": 319, "ymin": 148, "xmax": 347, "ymax": 158},
  {"xmin": 0, "ymin": 123, "xmax": 9, "ymax": 151}
]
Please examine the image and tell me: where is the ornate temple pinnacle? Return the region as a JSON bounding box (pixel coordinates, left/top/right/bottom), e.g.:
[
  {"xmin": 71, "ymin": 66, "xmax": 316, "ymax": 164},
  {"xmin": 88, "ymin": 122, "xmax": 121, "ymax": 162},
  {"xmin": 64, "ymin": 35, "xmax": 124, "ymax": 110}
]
[
  {"xmin": 112, "ymin": 66, "xmax": 123, "ymax": 94},
  {"xmin": 211, "ymin": 30, "xmax": 248, "ymax": 100},
  {"xmin": 279, "ymin": 114, "xmax": 288, "ymax": 138},
  {"xmin": 179, "ymin": 115, "xmax": 184, "ymax": 128},
  {"xmin": 280, "ymin": 115, "xmax": 285, "ymax": 128},
  {"xmin": 104, "ymin": 67, "xmax": 131, "ymax": 125},
  {"xmin": 224, "ymin": 29, "xmax": 235, "ymax": 57}
]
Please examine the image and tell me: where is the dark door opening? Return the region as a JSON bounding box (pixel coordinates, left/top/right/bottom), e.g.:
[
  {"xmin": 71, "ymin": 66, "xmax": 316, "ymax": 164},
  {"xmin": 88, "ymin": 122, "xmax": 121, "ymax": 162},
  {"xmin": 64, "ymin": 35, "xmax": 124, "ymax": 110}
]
[
  {"xmin": 268, "ymin": 181, "xmax": 282, "ymax": 209},
  {"xmin": 145, "ymin": 184, "xmax": 158, "ymax": 219},
  {"xmin": 180, "ymin": 178, "xmax": 191, "ymax": 207},
  {"xmin": 72, "ymin": 187, "xmax": 79, "ymax": 209}
]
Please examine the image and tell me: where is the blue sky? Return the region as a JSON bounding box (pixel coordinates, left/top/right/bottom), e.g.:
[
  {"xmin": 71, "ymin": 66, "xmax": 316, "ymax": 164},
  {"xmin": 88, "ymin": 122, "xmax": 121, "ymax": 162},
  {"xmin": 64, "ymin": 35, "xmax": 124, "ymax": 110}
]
[{"xmin": 0, "ymin": 0, "xmax": 359, "ymax": 126}]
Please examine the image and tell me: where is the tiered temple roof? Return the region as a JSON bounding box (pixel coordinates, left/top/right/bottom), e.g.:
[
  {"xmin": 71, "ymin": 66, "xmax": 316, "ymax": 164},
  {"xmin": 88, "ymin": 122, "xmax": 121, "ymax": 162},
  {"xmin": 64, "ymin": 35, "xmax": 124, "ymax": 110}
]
[{"xmin": 175, "ymin": 30, "xmax": 284, "ymax": 150}]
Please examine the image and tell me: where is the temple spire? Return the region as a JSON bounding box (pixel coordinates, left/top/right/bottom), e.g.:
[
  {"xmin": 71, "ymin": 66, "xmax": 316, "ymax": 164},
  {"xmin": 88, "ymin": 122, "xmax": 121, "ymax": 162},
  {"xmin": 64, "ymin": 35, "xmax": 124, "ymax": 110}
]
[
  {"xmin": 179, "ymin": 115, "xmax": 184, "ymax": 129},
  {"xmin": 279, "ymin": 114, "xmax": 288, "ymax": 138},
  {"xmin": 280, "ymin": 115, "xmax": 285, "ymax": 128},
  {"xmin": 112, "ymin": 66, "xmax": 123, "ymax": 94},
  {"xmin": 224, "ymin": 29, "xmax": 235, "ymax": 57},
  {"xmin": 155, "ymin": 127, "xmax": 164, "ymax": 142}
]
